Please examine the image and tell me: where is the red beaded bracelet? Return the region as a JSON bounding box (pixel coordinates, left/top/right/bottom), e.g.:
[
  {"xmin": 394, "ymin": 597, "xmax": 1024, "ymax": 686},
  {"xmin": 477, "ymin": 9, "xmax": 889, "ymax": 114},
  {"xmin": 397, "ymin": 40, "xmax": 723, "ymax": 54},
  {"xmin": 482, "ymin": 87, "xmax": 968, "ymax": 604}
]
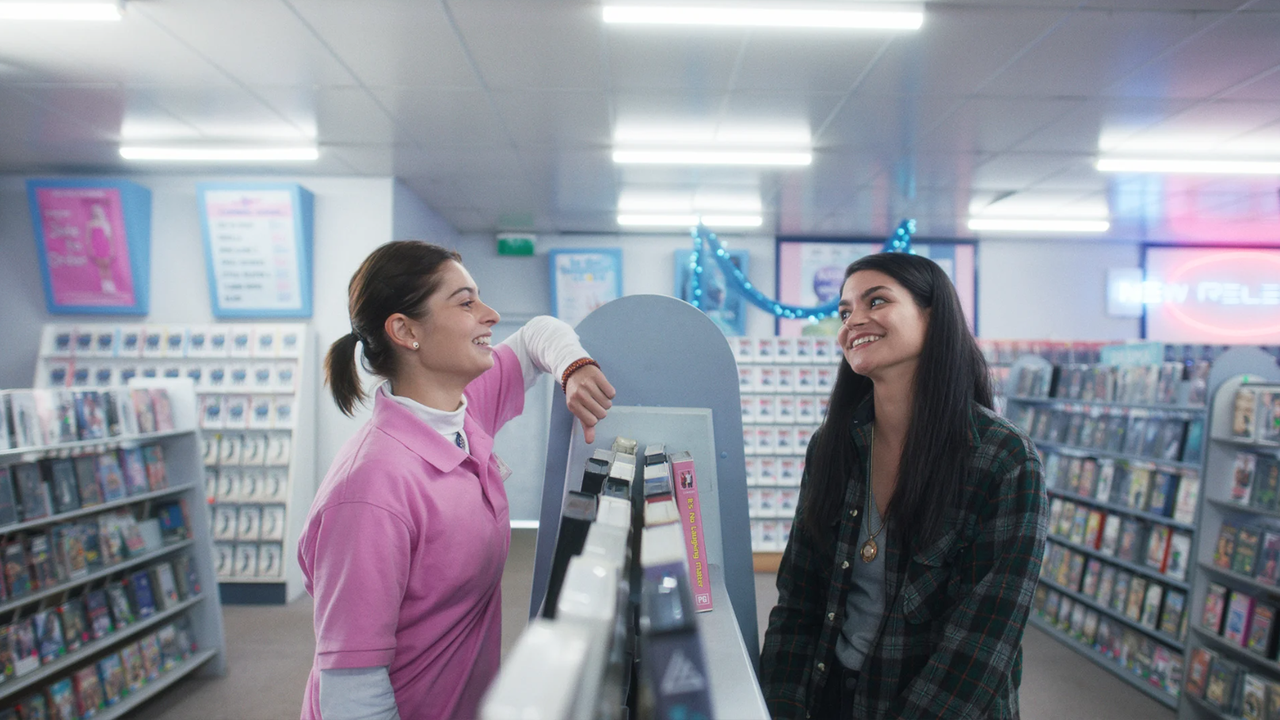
[{"xmin": 561, "ymin": 357, "xmax": 600, "ymax": 393}]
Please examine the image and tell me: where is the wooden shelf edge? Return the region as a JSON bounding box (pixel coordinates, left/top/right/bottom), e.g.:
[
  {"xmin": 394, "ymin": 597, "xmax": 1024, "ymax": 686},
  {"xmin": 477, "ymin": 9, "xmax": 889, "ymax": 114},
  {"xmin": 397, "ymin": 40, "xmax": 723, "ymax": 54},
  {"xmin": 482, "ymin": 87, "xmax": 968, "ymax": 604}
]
[{"xmin": 753, "ymin": 552, "xmax": 784, "ymax": 573}]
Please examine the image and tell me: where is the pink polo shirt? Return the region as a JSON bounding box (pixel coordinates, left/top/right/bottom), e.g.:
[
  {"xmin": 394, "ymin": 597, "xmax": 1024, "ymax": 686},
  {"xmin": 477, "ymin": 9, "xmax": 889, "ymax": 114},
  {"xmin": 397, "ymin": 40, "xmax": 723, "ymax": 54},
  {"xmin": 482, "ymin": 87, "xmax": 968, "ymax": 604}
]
[{"xmin": 299, "ymin": 344, "xmax": 525, "ymax": 720}]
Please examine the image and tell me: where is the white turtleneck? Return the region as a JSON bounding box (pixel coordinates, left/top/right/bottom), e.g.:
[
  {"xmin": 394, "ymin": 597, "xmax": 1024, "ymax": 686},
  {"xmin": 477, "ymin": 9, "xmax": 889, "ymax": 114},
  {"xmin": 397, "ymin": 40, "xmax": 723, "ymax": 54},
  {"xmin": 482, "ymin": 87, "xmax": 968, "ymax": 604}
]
[{"xmin": 319, "ymin": 315, "xmax": 588, "ymax": 720}]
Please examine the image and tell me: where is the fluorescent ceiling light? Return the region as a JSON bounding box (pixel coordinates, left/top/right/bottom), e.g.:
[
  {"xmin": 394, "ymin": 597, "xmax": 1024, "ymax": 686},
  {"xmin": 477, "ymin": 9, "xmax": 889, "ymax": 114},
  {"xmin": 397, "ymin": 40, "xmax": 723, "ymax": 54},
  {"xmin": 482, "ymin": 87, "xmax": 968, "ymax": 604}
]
[
  {"xmin": 612, "ymin": 149, "xmax": 811, "ymax": 166},
  {"xmin": 967, "ymin": 218, "xmax": 1110, "ymax": 233},
  {"xmin": 0, "ymin": 2, "xmax": 122, "ymax": 20},
  {"xmin": 617, "ymin": 213, "xmax": 762, "ymax": 228},
  {"xmin": 614, "ymin": 126, "xmax": 811, "ymax": 146},
  {"xmin": 1097, "ymin": 157, "xmax": 1280, "ymax": 175},
  {"xmin": 119, "ymin": 146, "xmax": 320, "ymax": 162},
  {"xmin": 602, "ymin": 5, "xmax": 923, "ymax": 30}
]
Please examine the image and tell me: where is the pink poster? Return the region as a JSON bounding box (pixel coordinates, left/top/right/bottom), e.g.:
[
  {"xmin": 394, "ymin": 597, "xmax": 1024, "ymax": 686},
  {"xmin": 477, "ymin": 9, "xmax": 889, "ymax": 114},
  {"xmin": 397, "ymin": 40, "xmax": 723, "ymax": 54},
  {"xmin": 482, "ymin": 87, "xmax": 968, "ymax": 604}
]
[{"xmin": 35, "ymin": 187, "xmax": 136, "ymax": 307}]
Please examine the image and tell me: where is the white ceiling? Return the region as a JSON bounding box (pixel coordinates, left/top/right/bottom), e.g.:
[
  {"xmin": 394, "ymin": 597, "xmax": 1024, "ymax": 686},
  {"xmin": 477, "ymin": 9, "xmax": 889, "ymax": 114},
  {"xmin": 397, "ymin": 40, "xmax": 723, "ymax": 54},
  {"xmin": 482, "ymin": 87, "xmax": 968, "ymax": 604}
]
[{"xmin": 1, "ymin": 0, "xmax": 1279, "ymax": 239}]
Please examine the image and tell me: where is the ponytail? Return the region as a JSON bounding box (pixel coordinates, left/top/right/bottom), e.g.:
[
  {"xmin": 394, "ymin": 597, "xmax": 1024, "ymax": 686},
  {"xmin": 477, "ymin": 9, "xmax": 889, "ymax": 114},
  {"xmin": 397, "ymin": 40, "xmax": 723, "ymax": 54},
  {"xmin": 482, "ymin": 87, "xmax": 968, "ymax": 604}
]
[
  {"xmin": 325, "ymin": 332, "xmax": 365, "ymax": 417},
  {"xmin": 329, "ymin": 240, "xmax": 462, "ymax": 416}
]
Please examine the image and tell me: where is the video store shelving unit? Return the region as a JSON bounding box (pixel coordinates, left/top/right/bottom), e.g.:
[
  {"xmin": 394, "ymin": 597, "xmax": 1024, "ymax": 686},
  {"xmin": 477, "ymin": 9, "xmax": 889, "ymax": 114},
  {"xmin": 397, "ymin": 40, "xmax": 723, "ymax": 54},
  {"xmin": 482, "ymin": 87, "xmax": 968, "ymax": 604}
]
[
  {"xmin": 1178, "ymin": 348, "xmax": 1280, "ymax": 720},
  {"xmin": 1007, "ymin": 350, "xmax": 1213, "ymax": 710},
  {"xmin": 33, "ymin": 323, "xmax": 317, "ymax": 605},
  {"xmin": 731, "ymin": 335, "xmax": 838, "ymax": 571},
  {"xmin": 0, "ymin": 378, "xmax": 225, "ymax": 716}
]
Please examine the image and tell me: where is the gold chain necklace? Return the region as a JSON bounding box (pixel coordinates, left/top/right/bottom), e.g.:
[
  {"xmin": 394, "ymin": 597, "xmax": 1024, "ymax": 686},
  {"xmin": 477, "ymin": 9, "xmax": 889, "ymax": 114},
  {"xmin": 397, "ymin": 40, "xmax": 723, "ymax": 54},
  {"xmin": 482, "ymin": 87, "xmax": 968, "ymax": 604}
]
[{"xmin": 861, "ymin": 426, "xmax": 884, "ymax": 563}]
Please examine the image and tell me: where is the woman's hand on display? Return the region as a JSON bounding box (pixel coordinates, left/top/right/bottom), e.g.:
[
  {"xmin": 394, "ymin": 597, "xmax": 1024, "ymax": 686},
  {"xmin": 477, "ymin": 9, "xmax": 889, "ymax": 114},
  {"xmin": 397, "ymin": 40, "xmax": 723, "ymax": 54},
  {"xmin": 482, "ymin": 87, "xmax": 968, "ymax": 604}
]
[{"xmin": 565, "ymin": 364, "xmax": 615, "ymax": 444}]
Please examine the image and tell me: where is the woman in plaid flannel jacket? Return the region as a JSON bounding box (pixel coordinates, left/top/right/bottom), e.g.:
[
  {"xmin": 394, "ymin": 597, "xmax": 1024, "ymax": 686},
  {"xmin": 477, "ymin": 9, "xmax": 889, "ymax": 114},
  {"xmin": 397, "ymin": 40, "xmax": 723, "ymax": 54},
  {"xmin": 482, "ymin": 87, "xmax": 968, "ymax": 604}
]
[{"xmin": 761, "ymin": 253, "xmax": 1047, "ymax": 719}]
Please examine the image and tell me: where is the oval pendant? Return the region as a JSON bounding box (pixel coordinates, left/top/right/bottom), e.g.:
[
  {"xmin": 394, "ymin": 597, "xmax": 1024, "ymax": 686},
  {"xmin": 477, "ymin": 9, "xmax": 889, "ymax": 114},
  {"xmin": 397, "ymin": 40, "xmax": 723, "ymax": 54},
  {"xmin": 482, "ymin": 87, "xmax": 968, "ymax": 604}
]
[{"xmin": 860, "ymin": 538, "xmax": 878, "ymax": 563}]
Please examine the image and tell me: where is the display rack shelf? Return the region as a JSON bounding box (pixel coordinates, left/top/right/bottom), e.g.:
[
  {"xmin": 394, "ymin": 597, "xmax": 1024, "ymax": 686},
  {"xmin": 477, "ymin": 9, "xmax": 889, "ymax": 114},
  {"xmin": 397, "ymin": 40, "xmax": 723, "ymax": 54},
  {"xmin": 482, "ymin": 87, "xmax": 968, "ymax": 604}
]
[
  {"xmin": 0, "ymin": 377, "xmax": 226, "ymax": 715},
  {"xmin": 1038, "ymin": 577, "xmax": 1184, "ymax": 651},
  {"xmin": 33, "ymin": 322, "xmax": 317, "ymax": 604},
  {"xmin": 1048, "ymin": 487, "xmax": 1197, "ymax": 532},
  {"xmin": 1009, "ymin": 352, "xmax": 1209, "ymax": 713},
  {"xmin": 1009, "ymin": 395, "xmax": 1206, "ymax": 415},
  {"xmin": 0, "ymin": 429, "xmax": 189, "ymax": 462},
  {"xmin": 97, "ymin": 649, "xmax": 219, "ymax": 720},
  {"xmin": 1196, "ymin": 562, "xmax": 1280, "ymax": 601},
  {"xmin": 1029, "ymin": 616, "xmax": 1178, "ymax": 710},
  {"xmin": 1185, "ymin": 689, "xmax": 1240, "ymax": 720},
  {"xmin": 1033, "ymin": 440, "xmax": 1202, "ymax": 472},
  {"xmin": 1192, "ymin": 626, "xmax": 1280, "ymax": 676},
  {"xmin": 1207, "ymin": 435, "xmax": 1280, "ymax": 450},
  {"xmin": 0, "ymin": 485, "xmax": 188, "ymax": 536},
  {"xmin": 1206, "ymin": 497, "xmax": 1280, "ymax": 523},
  {"xmin": 1177, "ymin": 348, "xmax": 1280, "ymax": 720},
  {"xmin": 1048, "ymin": 534, "xmax": 1190, "ymax": 591},
  {"xmin": 0, "ymin": 595, "xmax": 205, "ymax": 701},
  {"xmin": 0, "ymin": 540, "xmax": 193, "ymax": 615}
]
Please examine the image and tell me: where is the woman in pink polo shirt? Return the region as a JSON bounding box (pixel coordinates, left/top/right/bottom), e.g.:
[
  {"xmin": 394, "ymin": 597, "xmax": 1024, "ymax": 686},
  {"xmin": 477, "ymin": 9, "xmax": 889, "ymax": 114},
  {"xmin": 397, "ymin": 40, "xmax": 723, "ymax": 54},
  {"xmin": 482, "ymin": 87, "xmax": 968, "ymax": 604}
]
[{"xmin": 299, "ymin": 240, "xmax": 615, "ymax": 720}]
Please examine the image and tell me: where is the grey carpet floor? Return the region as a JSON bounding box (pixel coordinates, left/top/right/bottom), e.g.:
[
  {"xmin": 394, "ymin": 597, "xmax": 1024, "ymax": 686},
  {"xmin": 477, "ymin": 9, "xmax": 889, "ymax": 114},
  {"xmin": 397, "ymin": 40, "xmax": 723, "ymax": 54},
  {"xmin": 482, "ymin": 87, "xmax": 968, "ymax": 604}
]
[{"xmin": 128, "ymin": 531, "xmax": 1173, "ymax": 719}]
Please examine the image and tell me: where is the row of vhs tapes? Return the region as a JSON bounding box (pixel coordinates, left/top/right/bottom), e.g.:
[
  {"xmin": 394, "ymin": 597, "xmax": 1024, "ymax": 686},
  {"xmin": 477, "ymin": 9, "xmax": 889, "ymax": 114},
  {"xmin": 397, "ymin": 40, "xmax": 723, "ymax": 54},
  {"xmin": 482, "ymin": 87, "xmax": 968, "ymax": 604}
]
[
  {"xmin": 1041, "ymin": 541, "xmax": 1188, "ymax": 643},
  {"xmin": 741, "ymin": 394, "xmax": 829, "ymax": 424},
  {"xmin": 0, "ymin": 616, "xmax": 199, "ymax": 720},
  {"xmin": 40, "ymin": 323, "xmax": 304, "ymax": 360},
  {"xmin": 205, "ymin": 469, "xmax": 290, "ymax": 505},
  {"xmin": 1032, "ymin": 585, "xmax": 1182, "ymax": 699},
  {"xmin": 744, "ymin": 456, "xmax": 805, "ymax": 487},
  {"xmin": 202, "ymin": 432, "xmax": 292, "ymax": 468},
  {"xmin": 37, "ymin": 358, "xmax": 299, "ymax": 395},
  {"xmin": 1, "ymin": 387, "xmax": 175, "ymax": 452},
  {"xmin": 198, "ymin": 394, "xmax": 295, "ymax": 430},
  {"xmin": 1185, "ymin": 647, "xmax": 1280, "ymax": 719},
  {"xmin": 209, "ymin": 504, "xmax": 286, "ymax": 543},
  {"xmin": 747, "ymin": 488, "xmax": 800, "ymax": 520},
  {"xmin": 737, "ymin": 366, "xmax": 837, "ymax": 395},
  {"xmin": 743, "ymin": 426, "xmax": 817, "ymax": 456},
  {"xmin": 750, "ymin": 519, "xmax": 793, "ymax": 553},
  {"xmin": 732, "ymin": 336, "xmax": 841, "ymax": 365},
  {"xmin": 213, "ymin": 542, "xmax": 283, "ymax": 579}
]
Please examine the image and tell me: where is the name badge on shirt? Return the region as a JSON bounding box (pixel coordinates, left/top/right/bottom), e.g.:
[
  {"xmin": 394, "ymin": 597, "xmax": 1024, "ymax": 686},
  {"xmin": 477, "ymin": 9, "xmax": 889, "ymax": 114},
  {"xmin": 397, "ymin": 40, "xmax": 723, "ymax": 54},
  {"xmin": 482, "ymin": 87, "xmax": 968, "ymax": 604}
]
[{"xmin": 493, "ymin": 453, "xmax": 513, "ymax": 482}]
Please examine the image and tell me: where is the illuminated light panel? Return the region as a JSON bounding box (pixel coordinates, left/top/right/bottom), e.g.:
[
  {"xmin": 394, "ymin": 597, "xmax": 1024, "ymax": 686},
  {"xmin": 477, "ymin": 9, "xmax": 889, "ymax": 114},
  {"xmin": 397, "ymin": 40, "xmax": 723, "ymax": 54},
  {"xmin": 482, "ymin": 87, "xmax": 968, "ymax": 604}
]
[
  {"xmin": 617, "ymin": 214, "xmax": 762, "ymax": 228},
  {"xmin": 1097, "ymin": 158, "xmax": 1280, "ymax": 175},
  {"xmin": 614, "ymin": 126, "xmax": 811, "ymax": 146},
  {"xmin": 967, "ymin": 218, "xmax": 1110, "ymax": 233},
  {"xmin": 0, "ymin": 2, "xmax": 122, "ymax": 20},
  {"xmin": 120, "ymin": 146, "xmax": 320, "ymax": 162},
  {"xmin": 612, "ymin": 150, "xmax": 811, "ymax": 166},
  {"xmin": 602, "ymin": 5, "xmax": 923, "ymax": 30}
]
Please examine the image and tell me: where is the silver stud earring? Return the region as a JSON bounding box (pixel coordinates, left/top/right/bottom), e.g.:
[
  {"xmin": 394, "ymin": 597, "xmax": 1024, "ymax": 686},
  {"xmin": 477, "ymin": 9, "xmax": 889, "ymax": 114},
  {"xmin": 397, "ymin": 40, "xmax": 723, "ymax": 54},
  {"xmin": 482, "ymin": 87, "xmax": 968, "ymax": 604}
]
[{"xmin": 412, "ymin": 342, "xmax": 420, "ymax": 349}]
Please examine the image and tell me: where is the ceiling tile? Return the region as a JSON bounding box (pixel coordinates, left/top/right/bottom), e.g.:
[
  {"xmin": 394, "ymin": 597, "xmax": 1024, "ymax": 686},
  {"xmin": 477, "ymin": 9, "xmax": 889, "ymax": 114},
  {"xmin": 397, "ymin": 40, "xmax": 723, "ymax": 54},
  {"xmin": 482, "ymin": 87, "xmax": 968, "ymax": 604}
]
[
  {"xmin": 369, "ymin": 87, "xmax": 508, "ymax": 147},
  {"xmin": 603, "ymin": 27, "xmax": 745, "ymax": 92},
  {"xmin": 1111, "ymin": 12, "xmax": 1280, "ymax": 99},
  {"xmin": 446, "ymin": 0, "xmax": 606, "ymax": 91},
  {"xmin": 488, "ymin": 90, "xmax": 612, "ymax": 148},
  {"xmin": 286, "ymin": 0, "xmax": 480, "ymax": 88},
  {"xmin": 729, "ymin": 34, "xmax": 896, "ymax": 94}
]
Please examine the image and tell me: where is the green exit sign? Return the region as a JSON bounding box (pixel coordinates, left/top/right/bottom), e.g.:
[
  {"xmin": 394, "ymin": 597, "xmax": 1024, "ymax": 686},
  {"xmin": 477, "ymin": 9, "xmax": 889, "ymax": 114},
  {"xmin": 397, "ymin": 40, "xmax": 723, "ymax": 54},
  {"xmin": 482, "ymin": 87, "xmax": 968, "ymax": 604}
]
[{"xmin": 497, "ymin": 233, "xmax": 536, "ymax": 256}]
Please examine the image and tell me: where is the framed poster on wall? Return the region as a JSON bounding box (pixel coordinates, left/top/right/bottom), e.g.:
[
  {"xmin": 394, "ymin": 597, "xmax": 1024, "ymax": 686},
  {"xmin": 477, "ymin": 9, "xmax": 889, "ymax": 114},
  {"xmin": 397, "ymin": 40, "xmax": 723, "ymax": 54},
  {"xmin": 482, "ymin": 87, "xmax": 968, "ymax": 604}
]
[
  {"xmin": 673, "ymin": 248, "xmax": 749, "ymax": 336},
  {"xmin": 775, "ymin": 237, "xmax": 977, "ymax": 336},
  {"xmin": 197, "ymin": 182, "xmax": 315, "ymax": 318},
  {"xmin": 26, "ymin": 179, "xmax": 152, "ymax": 315},
  {"xmin": 1142, "ymin": 244, "xmax": 1280, "ymax": 343},
  {"xmin": 549, "ymin": 248, "xmax": 623, "ymax": 328}
]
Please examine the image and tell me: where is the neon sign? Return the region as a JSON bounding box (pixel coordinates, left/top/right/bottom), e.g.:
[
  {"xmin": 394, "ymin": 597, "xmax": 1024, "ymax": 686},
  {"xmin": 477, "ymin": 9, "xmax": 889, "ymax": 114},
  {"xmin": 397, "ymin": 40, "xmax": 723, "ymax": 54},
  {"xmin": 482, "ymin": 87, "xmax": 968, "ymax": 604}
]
[{"xmin": 1143, "ymin": 248, "xmax": 1280, "ymax": 343}]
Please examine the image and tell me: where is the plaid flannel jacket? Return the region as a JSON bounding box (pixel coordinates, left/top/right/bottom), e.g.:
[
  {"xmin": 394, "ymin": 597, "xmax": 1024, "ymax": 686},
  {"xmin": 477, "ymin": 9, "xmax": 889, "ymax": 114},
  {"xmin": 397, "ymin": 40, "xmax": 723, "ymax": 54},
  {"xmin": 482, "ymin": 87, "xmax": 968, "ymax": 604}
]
[{"xmin": 761, "ymin": 399, "xmax": 1047, "ymax": 719}]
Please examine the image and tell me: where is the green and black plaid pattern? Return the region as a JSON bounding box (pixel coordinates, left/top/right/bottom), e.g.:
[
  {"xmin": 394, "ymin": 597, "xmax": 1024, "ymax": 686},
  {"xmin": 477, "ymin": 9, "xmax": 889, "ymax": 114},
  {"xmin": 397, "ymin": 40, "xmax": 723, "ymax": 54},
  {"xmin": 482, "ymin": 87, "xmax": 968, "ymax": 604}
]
[{"xmin": 761, "ymin": 401, "xmax": 1048, "ymax": 719}]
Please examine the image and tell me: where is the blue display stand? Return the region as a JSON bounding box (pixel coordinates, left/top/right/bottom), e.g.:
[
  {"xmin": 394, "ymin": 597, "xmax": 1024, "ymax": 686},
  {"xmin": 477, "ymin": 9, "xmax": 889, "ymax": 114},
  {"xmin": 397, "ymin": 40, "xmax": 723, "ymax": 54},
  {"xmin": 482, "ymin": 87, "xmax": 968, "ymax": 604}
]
[{"xmin": 529, "ymin": 294, "xmax": 759, "ymax": 667}]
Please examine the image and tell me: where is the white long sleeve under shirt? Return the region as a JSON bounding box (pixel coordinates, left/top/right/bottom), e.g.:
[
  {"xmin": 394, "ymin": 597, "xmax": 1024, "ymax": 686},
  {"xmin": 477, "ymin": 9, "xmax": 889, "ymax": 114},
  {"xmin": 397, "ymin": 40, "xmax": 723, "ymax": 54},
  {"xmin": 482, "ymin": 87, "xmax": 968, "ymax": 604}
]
[{"xmin": 317, "ymin": 315, "xmax": 588, "ymax": 720}]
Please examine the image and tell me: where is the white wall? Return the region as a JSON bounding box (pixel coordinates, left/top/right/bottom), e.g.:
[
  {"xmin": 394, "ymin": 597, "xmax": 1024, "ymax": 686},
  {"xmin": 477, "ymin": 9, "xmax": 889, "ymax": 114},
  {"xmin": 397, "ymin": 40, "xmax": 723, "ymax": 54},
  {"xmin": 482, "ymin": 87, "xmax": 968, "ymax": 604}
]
[{"xmin": 976, "ymin": 238, "xmax": 1143, "ymax": 340}]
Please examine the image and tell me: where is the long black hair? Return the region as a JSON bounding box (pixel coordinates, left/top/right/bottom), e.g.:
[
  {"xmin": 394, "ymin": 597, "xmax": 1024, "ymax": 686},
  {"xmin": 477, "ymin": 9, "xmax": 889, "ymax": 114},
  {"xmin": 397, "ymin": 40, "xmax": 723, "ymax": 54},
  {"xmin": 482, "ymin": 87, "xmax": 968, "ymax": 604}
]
[
  {"xmin": 800, "ymin": 252, "xmax": 992, "ymax": 553},
  {"xmin": 324, "ymin": 240, "xmax": 462, "ymax": 417}
]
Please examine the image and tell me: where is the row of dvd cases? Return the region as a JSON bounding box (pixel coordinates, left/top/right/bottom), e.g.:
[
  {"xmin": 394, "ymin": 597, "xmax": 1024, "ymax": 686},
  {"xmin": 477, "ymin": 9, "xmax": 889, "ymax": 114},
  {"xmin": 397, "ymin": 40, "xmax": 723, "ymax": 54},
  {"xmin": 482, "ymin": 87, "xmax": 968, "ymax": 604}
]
[{"xmin": 34, "ymin": 323, "xmax": 317, "ymax": 605}]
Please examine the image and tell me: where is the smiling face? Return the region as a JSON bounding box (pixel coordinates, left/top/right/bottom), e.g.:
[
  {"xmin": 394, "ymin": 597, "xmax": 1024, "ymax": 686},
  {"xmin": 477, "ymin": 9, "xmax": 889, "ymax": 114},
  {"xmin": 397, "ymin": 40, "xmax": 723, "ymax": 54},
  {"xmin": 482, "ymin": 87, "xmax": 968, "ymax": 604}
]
[
  {"xmin": 836, "ymin": 269, "xmax": 929, "ymax": 383},
  {"xmin": 405, "ymin": 260, "xmax": 501, "ymax": 387}
]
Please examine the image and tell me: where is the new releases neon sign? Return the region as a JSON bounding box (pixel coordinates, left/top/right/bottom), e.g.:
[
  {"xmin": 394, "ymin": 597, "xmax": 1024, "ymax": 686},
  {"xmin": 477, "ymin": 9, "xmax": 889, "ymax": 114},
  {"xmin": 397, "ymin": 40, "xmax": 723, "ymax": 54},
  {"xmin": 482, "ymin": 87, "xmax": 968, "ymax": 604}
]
[{"xmin": 1142, "ymin": 248, "xmax": 1280, "ymax": 343}]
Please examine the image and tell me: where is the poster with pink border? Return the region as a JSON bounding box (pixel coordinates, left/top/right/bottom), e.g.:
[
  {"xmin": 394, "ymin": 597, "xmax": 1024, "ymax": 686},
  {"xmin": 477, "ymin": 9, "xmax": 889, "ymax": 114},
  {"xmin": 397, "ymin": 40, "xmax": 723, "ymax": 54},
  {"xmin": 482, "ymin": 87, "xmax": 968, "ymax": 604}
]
[{"xmin": 28, "ymin": 180, "xmax": 151, "ymax": 314}]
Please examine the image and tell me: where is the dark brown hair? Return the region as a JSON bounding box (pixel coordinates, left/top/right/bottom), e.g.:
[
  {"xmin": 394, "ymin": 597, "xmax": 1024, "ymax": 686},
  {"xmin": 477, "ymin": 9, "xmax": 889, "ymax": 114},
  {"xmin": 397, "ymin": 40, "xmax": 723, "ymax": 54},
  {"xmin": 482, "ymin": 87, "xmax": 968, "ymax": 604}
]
[
  {"xmin": 801, "ymin": 252, "xmax": 992, "ymax": 554},
  {"xmin": 325, "ymin": 240, "xmax": 462, "ymax": 416}
]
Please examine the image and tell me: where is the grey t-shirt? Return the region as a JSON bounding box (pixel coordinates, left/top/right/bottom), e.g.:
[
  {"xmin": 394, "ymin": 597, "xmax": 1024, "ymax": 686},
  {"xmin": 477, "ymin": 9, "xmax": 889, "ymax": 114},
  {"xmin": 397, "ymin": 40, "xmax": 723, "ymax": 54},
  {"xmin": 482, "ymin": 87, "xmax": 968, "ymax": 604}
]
[{"xmin": 835, "ymin": 491, "xmax": 888, "ymax": 672}]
